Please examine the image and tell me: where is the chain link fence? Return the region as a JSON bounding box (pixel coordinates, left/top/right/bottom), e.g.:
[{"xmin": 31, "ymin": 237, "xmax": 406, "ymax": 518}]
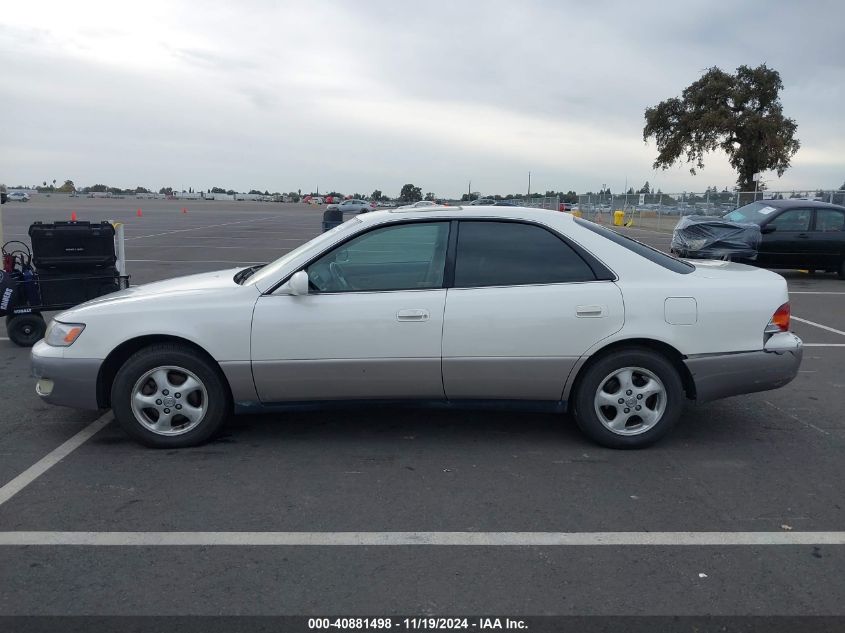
[
  {"xmin": 573, "ymin": 190, "xmax": 845, "ymax": 233},
  {"xmin": 506, "ymin": 196, "xmax": 560, "ymax": 211}
]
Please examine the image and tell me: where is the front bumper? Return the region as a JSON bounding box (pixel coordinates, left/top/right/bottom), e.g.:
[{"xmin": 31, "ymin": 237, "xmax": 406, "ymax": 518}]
[
  {"xmin": 30, "ymin": 341, "xmax": 103, "ymax": 410},
  {"xmin": 684, "ymin": 332, "xmax": 803, "ymax": 402}
]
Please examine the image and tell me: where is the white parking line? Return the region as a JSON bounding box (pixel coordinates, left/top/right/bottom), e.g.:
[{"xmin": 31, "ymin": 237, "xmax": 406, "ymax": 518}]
[
  {"xmin": 177, "ymin": 236, "xmax": 307, "ymax": 241},
  {"xmin": 126, "ymin": 259, "xmax": 267, "ymax": 264},
  {"xmin": 0, "ymin": 531, "xmax": 843, "ymax": 546},
  {"xmin": 0, "ymin": 413, "xmax": 112, "ymax": 508},
  {"xmin": 125, "ymin": 244, "xmax": 286, "ymax": 250},
  {"xmin": 764, "ymin": 400, "xmax": 830, "ymax": 436},
  {"xmin": 792, "ymin": 316, "xmax": 845, "ymax": 337},
  {"xmin": 124, "ymin": 216, "xmax": 278, "ymax": 241}
]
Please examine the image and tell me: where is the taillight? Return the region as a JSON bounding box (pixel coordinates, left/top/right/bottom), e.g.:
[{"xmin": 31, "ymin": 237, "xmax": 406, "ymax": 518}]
[{"xmin": 766, "ymin": 302, "xmax": 790, "ymax": 333}]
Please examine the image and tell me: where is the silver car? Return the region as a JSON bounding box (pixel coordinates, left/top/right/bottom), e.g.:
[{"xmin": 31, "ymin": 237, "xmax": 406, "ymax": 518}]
[{"xmin": 326, "ymin": 199, "xmax": 376, "ymax": 214}]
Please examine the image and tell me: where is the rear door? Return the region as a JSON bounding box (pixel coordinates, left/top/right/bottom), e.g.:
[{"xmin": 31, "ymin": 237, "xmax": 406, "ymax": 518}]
[
  {"xmin": 758, "ymin": 208, "xmax": 814, "ymax": 268},
  {"xmin": 441, "ymin": 220, "xmax": 624, "ymax": 401},
  {"xmin": 810, "ymin": 208, "xmax": 845, "ymax": 270}
]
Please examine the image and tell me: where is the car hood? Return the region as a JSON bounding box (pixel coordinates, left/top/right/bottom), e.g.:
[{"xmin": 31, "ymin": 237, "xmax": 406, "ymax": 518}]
[{"xmin": 57, "ymin": 268, "xmax": 256, "ymax": 317}]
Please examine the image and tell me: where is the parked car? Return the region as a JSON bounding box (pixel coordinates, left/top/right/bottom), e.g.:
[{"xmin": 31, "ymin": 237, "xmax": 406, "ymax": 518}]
[
  {"xmin": 326, "ymin": 199, "xmax": 376, "ymax": 214},
  {"xmin": 31, "ymin": 206, "xmax": 802, "ymax": 450},
  {"xmin": 493, "ymin": 201, "xmax": 518, "ymax": 206},
  {"xmin": 396, "ymin": 200, "xmax": 438, "ymax": 210},
  {"xmin": 469, "ymin": 198, "xmax": 496, "ymax": 206},
  {"xmin": 559, "ymin": 202, "xmax": 573, "ymax": 212},
  {"xmin": 723, "ymin": 200, "xmax": 845, "ymax": 278},
  {"xmin": 7, "ymin": 192, "xmax": 30, "ymax": 202}
]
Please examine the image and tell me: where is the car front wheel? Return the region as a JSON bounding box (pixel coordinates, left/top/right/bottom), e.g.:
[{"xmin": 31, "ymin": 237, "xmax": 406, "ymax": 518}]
[
  {"xmin": 111, "ymin": 344, "xmax": 231, "ymax": 448},
  {"xmin": 572, "ymin": 347, "xmax": 684, "ymax": 449}
]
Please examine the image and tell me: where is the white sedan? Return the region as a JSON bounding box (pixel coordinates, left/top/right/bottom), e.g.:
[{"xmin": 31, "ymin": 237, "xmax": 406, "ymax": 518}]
[
  {"xmin": 32, "ymin": 206, "xmax": 802, "ymax": 449},
  {"xmin": 325, "ymin": 199, "xmax": 376, "ymax": 214}
]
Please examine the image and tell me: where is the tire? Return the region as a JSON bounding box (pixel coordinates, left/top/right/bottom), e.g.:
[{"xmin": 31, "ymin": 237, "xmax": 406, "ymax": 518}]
[
  {"xmin": 572, "ymin": 347, "xmax": 684, "ymax": 449},
  {"xmin": 838, "ymin": 258, "xmax": 845, "ymax": 280},
  {"xmin": 6, "ymin": 313, "xmax": 46, "ymax": 347},
  {"xmin": 111, "ymin": 343, "xmax": 231, "ymax": 448}
]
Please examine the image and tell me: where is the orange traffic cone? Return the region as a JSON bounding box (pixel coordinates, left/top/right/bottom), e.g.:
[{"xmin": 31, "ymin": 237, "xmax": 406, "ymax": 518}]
[
  {"xmin": 70, "ymin": 211, "xmax": 77, "ymax": 221},
  {"xmin": 137, "ymin": 208, "xmax": 143, "ymax": 217}
]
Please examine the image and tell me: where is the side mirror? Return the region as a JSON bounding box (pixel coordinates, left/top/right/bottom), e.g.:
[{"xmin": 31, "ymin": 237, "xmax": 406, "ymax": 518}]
[
  {"xmin": 279, "ymin": 270, "xmax": 310, "ymax": 296},
  {"xmin": 761, "ymin": 225, "xmax": 777, "ymax": 234}
]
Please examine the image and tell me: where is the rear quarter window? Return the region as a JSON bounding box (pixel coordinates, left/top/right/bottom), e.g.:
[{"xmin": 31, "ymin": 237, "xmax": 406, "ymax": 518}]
[{"xmin": 574, "ymin": 218, "xmax": 694, "ymax": 274}]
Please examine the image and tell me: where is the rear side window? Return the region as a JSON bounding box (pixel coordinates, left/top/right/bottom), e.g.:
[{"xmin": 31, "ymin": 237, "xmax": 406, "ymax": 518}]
[
  {"xmin": 574, "ymin": 217, "xmax": 694, "ymax": 274},
  {"xmin": 815, "ymin": 209, "xmax": 845, "ymax": 232},
  {"xmin": 454, "ymin": 221, "xmax": 596, "ymax": 287}
]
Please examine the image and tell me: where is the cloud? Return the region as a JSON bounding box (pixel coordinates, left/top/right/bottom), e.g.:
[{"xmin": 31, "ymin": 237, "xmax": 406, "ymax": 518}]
[{"xmin": 1, "ymin": 0, "xmax": 843, "ymax": 196}]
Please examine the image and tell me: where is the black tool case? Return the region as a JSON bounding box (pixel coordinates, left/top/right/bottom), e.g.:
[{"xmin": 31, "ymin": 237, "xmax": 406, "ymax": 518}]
[
  {"xmin": 34, "ymin": 267, "xmax": 121, "ymax": 306},
  {"xmin": 2, "ymin": 221, "xmax": 129, "ymax": 347},
  {"xmin": 28, "ymin": 221, "xmax": 117, "ymax": 270}
]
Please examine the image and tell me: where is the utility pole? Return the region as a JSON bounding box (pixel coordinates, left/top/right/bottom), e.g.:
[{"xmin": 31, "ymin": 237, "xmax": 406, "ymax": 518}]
[
  {"xmin": 468, "ymin": 180, "xmax": 471, "ymax": 201},
  {"xmin": 527, "ymin": 171, "xmax": 531, "ymax": 198}
]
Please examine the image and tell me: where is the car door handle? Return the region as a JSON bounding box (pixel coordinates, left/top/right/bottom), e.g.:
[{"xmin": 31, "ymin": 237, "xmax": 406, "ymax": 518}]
[
  {"xmin": 576, "ymin": 305, "xmax": 606, "ymax": 318},
  {"xmin": 797, "ymin": 233, "xmax": 809, "ymax": 238},
  {"xmin": 397, "ymin": 309, "xmax": 429, "ymax": 321}
]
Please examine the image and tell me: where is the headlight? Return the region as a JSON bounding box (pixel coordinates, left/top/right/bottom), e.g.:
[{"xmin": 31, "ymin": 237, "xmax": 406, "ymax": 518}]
[{"xmin": 45, "ymin": 321, "xmax": 86, "ymax": 347}]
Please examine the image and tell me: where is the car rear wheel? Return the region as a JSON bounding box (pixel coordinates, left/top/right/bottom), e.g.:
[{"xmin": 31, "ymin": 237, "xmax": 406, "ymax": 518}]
[
  {"xmin": 838, "ymin": 258, "xmax": 845, "ymax": 280},
  {"xmin": 572, "ymin": 347, "xmax": 684, "ymax": 449},
  {"xmin": 111, "ymin": 343, "xmax": 230, "ymax": 448}
]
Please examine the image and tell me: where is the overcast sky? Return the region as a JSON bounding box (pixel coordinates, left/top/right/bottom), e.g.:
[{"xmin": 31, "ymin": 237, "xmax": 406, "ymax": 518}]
[{"xmin": 2, "ymin": 0, "xmax": 844, "ymax": 197}]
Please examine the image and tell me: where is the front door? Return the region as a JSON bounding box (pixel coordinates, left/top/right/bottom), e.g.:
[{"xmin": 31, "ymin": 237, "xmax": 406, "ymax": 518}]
[
  {"xmin": 251, "ymin": 221, "xmax": 451, "ymax": 402},
  {"xmin": 758, "ymin": 208, "xmax": 814, "ymax": 269},
  {"xmin": 441, "ymin": 221, "xmax": 624, "ymax": 401}
]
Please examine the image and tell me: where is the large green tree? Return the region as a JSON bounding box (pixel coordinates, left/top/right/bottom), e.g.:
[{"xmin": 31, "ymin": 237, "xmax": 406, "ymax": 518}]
[
  {"xmin": 643, "ymin": 64, "xmax": 800, "ymax": 191},
  {"xmin": 399, "ymin": 183, "xmax": 422, "ymax": 202}
]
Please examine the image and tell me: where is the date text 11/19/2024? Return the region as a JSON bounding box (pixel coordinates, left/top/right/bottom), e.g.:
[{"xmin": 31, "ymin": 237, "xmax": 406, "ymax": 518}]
[{"xmin": 308, "ymin": 617, "xmax": 528, "ymax": 630}]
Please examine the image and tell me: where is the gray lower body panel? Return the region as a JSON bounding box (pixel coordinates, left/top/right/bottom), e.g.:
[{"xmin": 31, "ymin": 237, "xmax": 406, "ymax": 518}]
[
  {"xmin": 252, "ymin": 358, "xmax": 444, "ymax": 402},
  {"xmin": 30, "ymin": 354, "xmax": 103, "ymax": 410},
  {"xmin": 442, "ymin": 356, "xmax": 579, "ymax": 400},
  {"xmin": 219, "ymin": 360, "xmax": 259, "ymax": 406},
  {"xmin": 684, "ymin": 348, "xmax": 803, "ymax": 402}
]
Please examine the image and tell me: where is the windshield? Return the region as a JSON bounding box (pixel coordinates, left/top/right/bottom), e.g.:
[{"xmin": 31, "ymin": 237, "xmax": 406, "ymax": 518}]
[
  {"xmin": 723, "ymin": 201, "xmax": 780, "ymax": 224},
  {"xmin": 246, "ymin": 216, "xmax": 364, "ymax": 286}
]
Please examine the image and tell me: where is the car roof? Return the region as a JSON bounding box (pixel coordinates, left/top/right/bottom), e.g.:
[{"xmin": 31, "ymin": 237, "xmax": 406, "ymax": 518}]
[
  {"xmin": 752, "ymin": 198, "xmax": 845, "ymax": 211},
  {"xmin": 383, "ymin": 204, "xmax": 574, "ymax": 223}
]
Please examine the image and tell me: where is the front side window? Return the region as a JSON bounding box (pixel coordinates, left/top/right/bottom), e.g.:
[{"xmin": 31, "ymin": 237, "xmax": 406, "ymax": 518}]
[
  {"xmin": 815, "ymin": 209, "xmax": 845, "ymax": 232},
  {"xmin": 454, "ymin": 221, "xmax": 596, "ymax": 288},
  {"xmin": 307, "ymin": 222, "xmax": 450, "ymax": 292},
  {"xmin": 768, "ymin": 209, "xmax": 811, "ymax": 231}
]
